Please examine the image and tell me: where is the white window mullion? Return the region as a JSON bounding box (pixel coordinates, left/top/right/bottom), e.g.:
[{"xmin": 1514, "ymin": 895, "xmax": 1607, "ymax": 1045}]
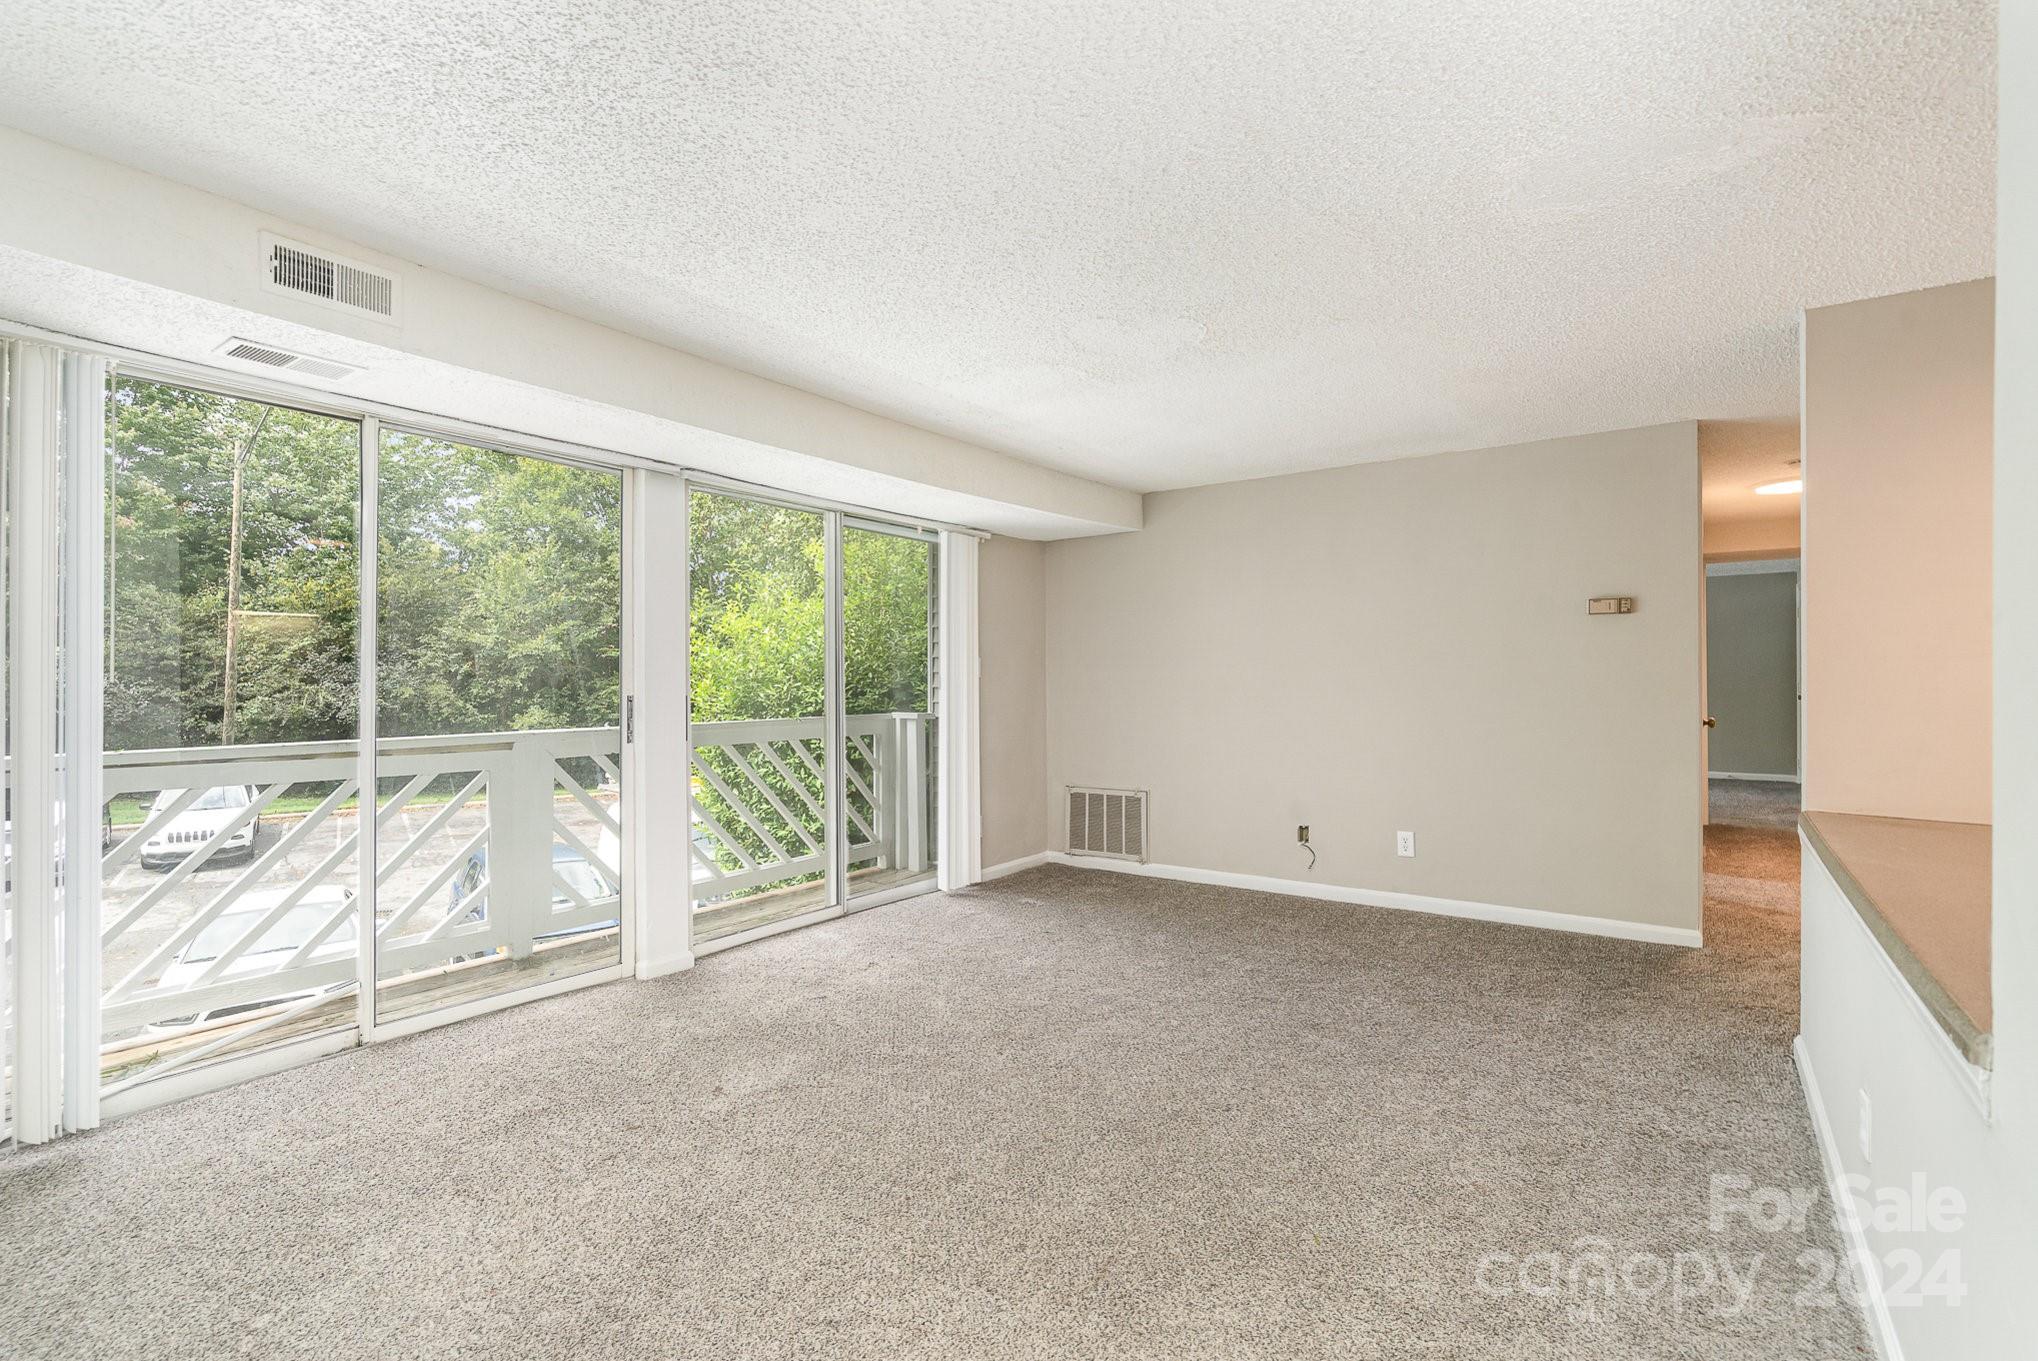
[
  {"xmin": 638, "ymin": 472, "xmax": 692, "ymax": 975},
  {"xmin": 355, "ymin": 416, "xmax": 380, "ymax": 1038},
  {"xmin": 823, "ymin": 510, "xmax": 847, "ymax": 905},
  {"xmin": 59, "ymin": 352, "xmax": 108, "ymax": 1133},
  {"xmin": 6, "ymin": 340, "xmax": 64, "ymax": 1143}
]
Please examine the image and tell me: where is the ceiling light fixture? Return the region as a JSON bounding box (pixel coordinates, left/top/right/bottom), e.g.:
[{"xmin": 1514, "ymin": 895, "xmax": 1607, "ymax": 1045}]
[{"xmin": 1754, "ymin": 478, "xmax": 1802, "ymax": 496}]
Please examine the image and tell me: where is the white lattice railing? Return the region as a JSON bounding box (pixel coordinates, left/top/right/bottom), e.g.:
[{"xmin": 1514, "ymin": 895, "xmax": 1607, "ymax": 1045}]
[
  {"xmin": 100, "ymin": 726, "xmax": 622, "ymax": 1037},
  {"xmin": 90, "ymin": 711, "xmax": 929, "ymax": 1046},
  {"xmin": 689, "ymin": 712, "xmax": 932, "ymax": 900}
]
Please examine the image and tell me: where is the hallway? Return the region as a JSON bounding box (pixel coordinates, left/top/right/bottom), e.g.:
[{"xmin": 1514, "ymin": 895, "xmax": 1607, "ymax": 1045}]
[{"xmin": 1707, "ymin": 779, "xmax": 1802, "ymax": 918}]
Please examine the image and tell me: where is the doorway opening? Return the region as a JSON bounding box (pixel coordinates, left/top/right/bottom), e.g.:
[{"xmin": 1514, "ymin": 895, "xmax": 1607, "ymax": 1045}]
[{"xmin": 1701, "ymin": 557, "xmax": 1803, "ymax": 925}]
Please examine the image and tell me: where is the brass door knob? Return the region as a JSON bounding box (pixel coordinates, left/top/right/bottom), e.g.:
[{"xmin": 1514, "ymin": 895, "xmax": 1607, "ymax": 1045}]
[{"xmin": 1703, "ymin": 716, "xmax": 1717, "ymax": 728}]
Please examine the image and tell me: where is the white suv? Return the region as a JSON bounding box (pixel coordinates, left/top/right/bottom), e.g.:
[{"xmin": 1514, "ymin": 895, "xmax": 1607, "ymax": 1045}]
[{"xmin": 139, "ymin": 784, "xmax": 260, "ymax": 871}]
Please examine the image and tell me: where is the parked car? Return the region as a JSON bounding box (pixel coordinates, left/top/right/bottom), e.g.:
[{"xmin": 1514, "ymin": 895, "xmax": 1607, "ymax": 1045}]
[
  {"xmin": 139, "ymin": 784, "xmax": 260, "ymax": 871},
  {"xmin": 146, "ymin": 885, "xmax": 356, "ymax": 1032},
  {"xmin": 448, "ymin": 826, "xmax": 621, "ymax": 937}
]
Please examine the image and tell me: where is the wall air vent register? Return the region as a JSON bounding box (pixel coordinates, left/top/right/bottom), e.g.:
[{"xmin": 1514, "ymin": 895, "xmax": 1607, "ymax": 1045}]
[
  {"xmin": 1067, "ymin": 786, "xmax": 1148, "ymax": 862},
  {"xmin": 260, "ymin": 232, "xmax": 400, "ymax": 322},
  {"xmin": 211, "ymin": 337, "xmax": 362, "ymax": 383}
]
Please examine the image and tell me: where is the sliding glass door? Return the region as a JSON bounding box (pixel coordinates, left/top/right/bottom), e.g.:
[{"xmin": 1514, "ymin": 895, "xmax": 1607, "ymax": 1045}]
[
  {"xmin": 75, "ymin": 370, "xmax": 633, "ymax": 1101},
  {"xmin": 687, "ymin": 488, "xmax": 831, "ymax": 943},
  {"xmin": 4, "ymin": 331, "xmax": 958, "ymax": 1126},
  {"xmin": 685, "ymin": 489, "xmax": 942, "ymax": 948},
  {"xmin": 842, "ymin": 520, "xmax": 939, "ymax": 903},
  {"xmin": 372, "ymin": 430, "xmax": 626, "ymax": 1026}
]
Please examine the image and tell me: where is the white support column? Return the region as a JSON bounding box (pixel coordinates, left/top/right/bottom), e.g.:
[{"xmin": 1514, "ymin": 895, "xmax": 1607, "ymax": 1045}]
[
  {"xmin": 59, "ymin": 351, "xmax": 107, "ymax": 1133},
  {"xmin": 870, "ymin": 718, "xmax": 896, "ymax": 872},
  {"xmin": 634, "ymin": 471, "xmax": 693, "ymax": 977},
  {"xmin": 900, "ymin": 713, "xmax": 929, "ymax": 874},
  {"xmin": 498, "ymin": 735, "xmax": 555, "ymax": 960},
  {"xmin": 936, "ymin": 531, "xmax": 981, "ymax": 891},
  {"xmin": 7, "ymin": 340, "xmax": 63, "ymax": 1143},
  {"xmin": 823, "ymin": 512, "xmax": 847, "ymax": 904}
]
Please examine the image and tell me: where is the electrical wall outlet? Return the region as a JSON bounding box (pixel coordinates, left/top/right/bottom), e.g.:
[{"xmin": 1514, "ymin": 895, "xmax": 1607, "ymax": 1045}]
[
  {"xmin": 1396, "ymin": 830, "xmax": 1415, "ymax": 857},
  {"xmin": 1857, "ymin": 1090, "xmax": 1872, "ymax": 1162},
  {"xmin": 1297, "ymin": 825, "xmax": 1310, "ymax": 844}
]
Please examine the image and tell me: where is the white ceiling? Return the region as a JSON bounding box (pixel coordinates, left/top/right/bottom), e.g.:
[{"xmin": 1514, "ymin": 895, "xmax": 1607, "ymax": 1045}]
[{"xmin": 0, "ymin": 1, "xmax": 1995, "ymax": 494}]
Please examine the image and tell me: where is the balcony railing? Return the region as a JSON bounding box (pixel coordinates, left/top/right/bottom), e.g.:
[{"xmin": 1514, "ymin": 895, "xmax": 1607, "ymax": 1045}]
[
  {"xmin": 688, "ymin": 712, "xmax": 934, "ymax": 901},
  {"xmin": 90, "ymin": 711, "xmax": 933, "ymax": 1080},
  {"xmin": 100, "ymin": 726, "xmax": 625, "ymax": 1045}
]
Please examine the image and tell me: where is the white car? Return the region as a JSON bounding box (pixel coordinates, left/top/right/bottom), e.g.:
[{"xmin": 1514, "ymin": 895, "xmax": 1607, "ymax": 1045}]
[
  {"xmin": 139, "ymin": 784, "xmax": 260, "ymax": 871},
  {"xmin": 147, "ymin": 885, "xmax": 356, "ymax": 1032}
]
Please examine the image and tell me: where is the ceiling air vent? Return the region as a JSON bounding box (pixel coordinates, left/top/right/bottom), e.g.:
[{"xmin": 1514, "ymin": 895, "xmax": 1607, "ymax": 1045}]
[
  {"xmin": 1067, "ymin": 786, "xmax": 1147, "ymax": 862},
  {"xmin": 213, "ymin": 337, "xmax": 363, "ymax": 383},
  {"xmin": 259, "ymin": 232, "xmax": 400, "ymax": 321}
]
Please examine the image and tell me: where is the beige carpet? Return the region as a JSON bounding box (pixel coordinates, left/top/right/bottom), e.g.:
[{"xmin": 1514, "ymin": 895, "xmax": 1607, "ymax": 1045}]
[
  {"xmin": 1707, "ymin": 778, "xmax": 1803, "ymax": 919},
  {"xmin": 3, "ymin": 809, "xmax": 1854, "ymax": 1360}
]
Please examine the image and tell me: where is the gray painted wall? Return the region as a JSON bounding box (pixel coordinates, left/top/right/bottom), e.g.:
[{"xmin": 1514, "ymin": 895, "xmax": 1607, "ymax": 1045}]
[
  {"xmin": 1043, "ymin": 422, "xmax": 1704, "ymax": 932},
  {"xmin": 1705, "ymin": 568, "xmax": 1799, "ymax": 777}
]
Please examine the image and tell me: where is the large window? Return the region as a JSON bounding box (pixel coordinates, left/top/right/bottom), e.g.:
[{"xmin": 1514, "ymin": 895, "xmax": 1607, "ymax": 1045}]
[
  {"xmin": 97, "ymin": 378, "xmax": 363, "ymax": 1092},
  {"xmin": 87, "ymin": 379, "xmax": 631, "ymax": 1096},
  {"xmin": 373, "ymin": 431, "xmax": 624, "ymax": 1024},
  {"xmin": 2, "ymin": 334, "xmax": 966, "ymax": 1132}
]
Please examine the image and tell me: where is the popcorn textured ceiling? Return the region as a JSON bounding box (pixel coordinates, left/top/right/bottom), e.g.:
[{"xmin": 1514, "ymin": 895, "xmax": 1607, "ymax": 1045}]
[{"xmin": 0, "ymin": 1, "xmax": 1994, "ymax": 493}]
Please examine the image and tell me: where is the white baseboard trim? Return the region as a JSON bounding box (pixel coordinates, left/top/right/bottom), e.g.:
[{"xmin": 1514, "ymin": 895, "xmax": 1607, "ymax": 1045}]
[
  {"xmin": 1042, "ymin": 853, "xmax": 1702, "ymax": 948},
  {"xmin": 1709, "ymin": 770, "xmax": 1803, "ymax": 783},
  {"xmin": 1793, "ymin": 1035, "xmax": 1903, "ymax": 1361},
  {"xmin": 982, "ymin": 851, "xmax": 1052, "ymax": 881}
]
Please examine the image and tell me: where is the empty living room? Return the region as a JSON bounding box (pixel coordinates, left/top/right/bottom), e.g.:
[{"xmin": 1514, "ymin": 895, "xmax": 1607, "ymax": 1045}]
[{"xmin": 2, "ymin": 3, "xmax": 2032, "ymax": 1358}]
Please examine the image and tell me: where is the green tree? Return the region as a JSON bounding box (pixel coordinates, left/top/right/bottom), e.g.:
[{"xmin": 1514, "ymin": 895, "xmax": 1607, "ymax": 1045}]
[
  {"xmin": 686, "ymin": 491, "xmax": 935, "ymax": 877},
  {"xmin": 107, "ymin": 378, "xmax": 359, "ymax": 750},
  {"xmin": 105, "ymin": 378, "xmax": 933, "ymax": 892},
  {"xmin": 108, "ymin": 380, "xmax": 623, "ymax": 753}
]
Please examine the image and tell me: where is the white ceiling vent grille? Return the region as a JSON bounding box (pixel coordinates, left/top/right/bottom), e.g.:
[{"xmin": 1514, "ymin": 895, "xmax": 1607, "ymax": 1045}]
[
  {"xmin": 260, "ymin": 232, "xmax": 400, "ymax": 321},
  {"xmin": 213, "ymin": 337, "xmax": 363, "ymax": 383},
  {"xmin": 1067, "ymin": 786, "xmax": 1147, "ymax": 862}
]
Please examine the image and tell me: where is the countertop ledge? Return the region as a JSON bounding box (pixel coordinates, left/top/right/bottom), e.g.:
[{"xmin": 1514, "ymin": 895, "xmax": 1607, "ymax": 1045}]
[{"xmin": 1800, "ymin": 810, "xmax": 1992, "ymax": 1070}]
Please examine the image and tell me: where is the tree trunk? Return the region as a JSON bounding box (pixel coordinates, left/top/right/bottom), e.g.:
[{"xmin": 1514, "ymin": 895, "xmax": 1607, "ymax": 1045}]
[{"xmin": 220, "ymin": 407, "xmax": 272, "ymax": 746}]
